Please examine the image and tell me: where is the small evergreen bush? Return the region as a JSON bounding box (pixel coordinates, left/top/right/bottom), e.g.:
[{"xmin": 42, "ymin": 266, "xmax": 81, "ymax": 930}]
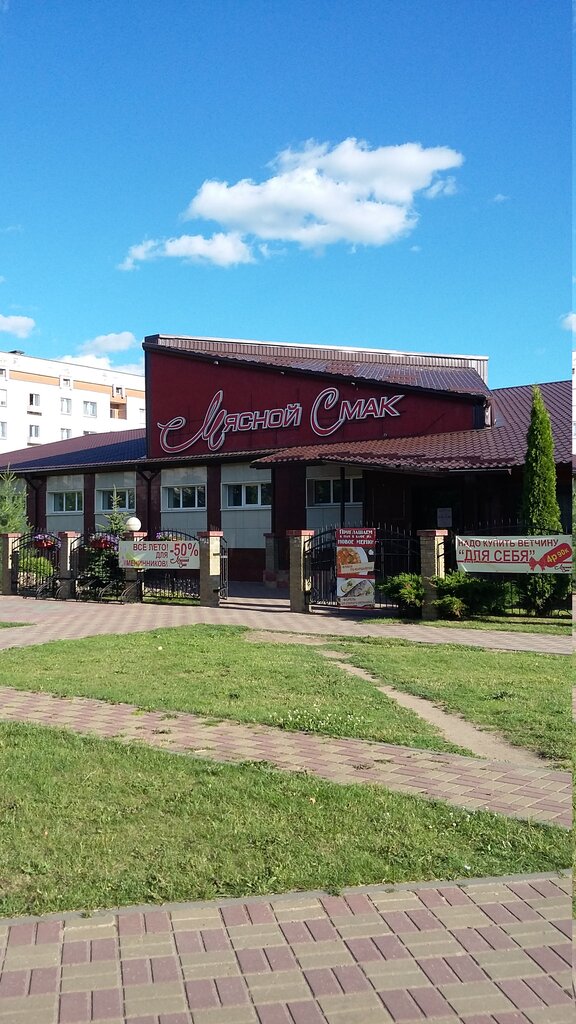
[{"xmin": 378, "ymin": 573, "xmax": 424, "ymax": 616}]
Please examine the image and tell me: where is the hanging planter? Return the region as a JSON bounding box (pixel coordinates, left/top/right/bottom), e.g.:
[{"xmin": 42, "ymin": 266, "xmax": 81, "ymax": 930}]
[
  {"xmin": 32, "ymin": 533, "xmax": 60, "ymax": 551},
  {"xmin": 89, "ymin": 533, "xmax": 118, "ymax": 551}
]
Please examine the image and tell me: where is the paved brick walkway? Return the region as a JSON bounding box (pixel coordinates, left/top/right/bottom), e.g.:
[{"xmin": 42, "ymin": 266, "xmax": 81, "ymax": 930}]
[
  {"xmin": 0, "ymin": 593, "xmax": 570, "ymax": 655},
  {"xmin": 0, "ymin": 687, "xmax": 570, "ymax": 829},
  {"xmin": 0, "ymin": 873, "xmax": 571, "ymax": 1024}
]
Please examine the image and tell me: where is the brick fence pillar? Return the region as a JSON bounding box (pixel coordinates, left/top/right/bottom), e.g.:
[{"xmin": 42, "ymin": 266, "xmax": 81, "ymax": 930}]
[
  {"xmin": 198, "ymin": 531, "xmax": 223, "ymax": 607},
  {"xmin": 0, "ymin": 533, "xmax": 21, "ymax": 596},
  {"xmin": 287, "ymin": 529, "xmax": 315, "ymax": 613},
  {"xmin": 417, "ymin": 529, "xmax": 448, "ymax": 620}
]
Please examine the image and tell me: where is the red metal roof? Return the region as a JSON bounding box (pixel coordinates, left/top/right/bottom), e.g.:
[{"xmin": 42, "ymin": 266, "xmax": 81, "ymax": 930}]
[
  {"xmin": 253, "ymin": 382, "xmax": 571, "ymax": 472},
  {"xmin": 146, "ymin": 335, "xmax": 491, "ymax": 397}
]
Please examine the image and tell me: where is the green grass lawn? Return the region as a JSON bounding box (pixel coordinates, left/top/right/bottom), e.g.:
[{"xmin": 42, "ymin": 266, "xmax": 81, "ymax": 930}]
[
  {"xmin": 368, "ymin": 615, "xmax": 571, "ymax": 635},
  {"xmin": 334, "ymin": 638, "xmax": 571, "ymax": 767},
  {"xmin": 0, "ymin": 626, "xmax": 471, "ymax": 755},
  {"xmin": 0, "ymin": 621, "xmax": 27, "ymax": 629},
  {"xmin": 0, "ymin": 721, "xmax": 569, "ymax": 918}
]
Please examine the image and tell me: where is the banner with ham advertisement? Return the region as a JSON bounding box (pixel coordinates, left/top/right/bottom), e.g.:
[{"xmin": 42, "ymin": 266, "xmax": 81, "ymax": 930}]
[
  {"xmin": 336, "ymin": 527, "xmax": 377, "ymax": 607},
  {"xmin": 455, "ymin": 535, "xmax": 572, "ymax": 574},
  {"xmin": 119, "ymin": 538, "xmax": 200, "ymax": 570}
]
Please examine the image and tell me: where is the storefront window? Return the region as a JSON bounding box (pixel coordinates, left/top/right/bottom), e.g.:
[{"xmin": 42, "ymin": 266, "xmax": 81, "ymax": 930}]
[
  {"xmin": 308, "ymin": 478, "xmax": 363, "ymax": 505},
  {"xmin": 98, "ymin": 488, "xmax": 135, "ymax": 511},
  {"xmin": 163, "ymin": 485, "xmax": 206, "ymax": 509},
  {"xmin": 225, "ymin": 483, "xmax": 271, "ymax": 508},
  {"xmin": 52, "ymin": 491, "xmax": 83, "ymax": 513}
]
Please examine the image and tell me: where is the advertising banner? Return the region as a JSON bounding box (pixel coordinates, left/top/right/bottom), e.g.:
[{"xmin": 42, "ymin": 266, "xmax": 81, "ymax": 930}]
[
  {"xmin": 336, "ymin": 527, "xmax": 377, "ymax": 608},
  {"xmin": 455, "ymin": 535, "xmax": 572, "ymax": 574},
  {"xmin": 118, "ymin": 539, "xmax": 200, "ymax": 570}
]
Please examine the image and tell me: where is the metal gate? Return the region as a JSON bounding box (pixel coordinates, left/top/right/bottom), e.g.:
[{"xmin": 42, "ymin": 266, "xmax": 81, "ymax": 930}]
[
  {"xmin": 304, "ymin": 527, "xmax": 338, "ymax": 606},
  {"xmin": 10, "ymin": 531, "xmax": 62, "ymax": 598},
  {"xmin": 70, "ymin": 533, "xmax": 126, "ymax": 601},
  {"xmin": 140, "ymin": 531, "xmax": 200, "ymax": 601},
  {"xmin": 219, "ymin": 537, "xmax": 229, "ymax": 600},
  {"xmin": 375, "ymin": 525, "xmax": 421, "ymax": 610}
]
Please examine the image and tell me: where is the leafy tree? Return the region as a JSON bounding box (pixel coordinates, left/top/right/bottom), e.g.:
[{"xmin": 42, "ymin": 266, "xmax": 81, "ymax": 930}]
[
  {"xmin": 0, "ymin": 468, "xmax": 29, "ymax": 533},
  {"xmin": 519, "ymin": 387, "xmax": 566, "ymax": 614}
]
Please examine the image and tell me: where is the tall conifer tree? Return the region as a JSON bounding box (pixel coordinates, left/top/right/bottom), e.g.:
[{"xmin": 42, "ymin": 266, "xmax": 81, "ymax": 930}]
[
  {"xmin": 521, "ymin": 386, "xmax": 562, "ymax": 533},
  {"xmin": 519, "ymin": 387, "xmax": 564, "ymax": 613}
]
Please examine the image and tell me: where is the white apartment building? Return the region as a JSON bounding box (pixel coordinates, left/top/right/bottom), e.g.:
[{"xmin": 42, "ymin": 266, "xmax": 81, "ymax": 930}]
[{"xmin": 0, "ymin": 350, "xmax": 145, "ymax": 454}]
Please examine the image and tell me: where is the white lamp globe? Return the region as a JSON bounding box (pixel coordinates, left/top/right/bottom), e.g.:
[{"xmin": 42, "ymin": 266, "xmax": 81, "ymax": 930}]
[{"xmin": 125, "ymin": 516, "xmax": 142, "ymax": 533}]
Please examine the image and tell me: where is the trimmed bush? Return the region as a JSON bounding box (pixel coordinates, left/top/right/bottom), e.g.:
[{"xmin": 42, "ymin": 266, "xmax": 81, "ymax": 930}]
[
  {"xmin": 378, "ymin": 573, "xmax": 424, "ymax": 616},
  {"xmin": 432, "ymin": 595, "xmax": 467, "ymax": 619}
]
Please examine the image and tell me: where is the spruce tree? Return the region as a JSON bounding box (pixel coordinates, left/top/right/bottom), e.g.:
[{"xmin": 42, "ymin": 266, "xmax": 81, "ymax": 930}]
[{"xmin": 520, "ymin": 387, "xmax": 564, "ymax": 613}]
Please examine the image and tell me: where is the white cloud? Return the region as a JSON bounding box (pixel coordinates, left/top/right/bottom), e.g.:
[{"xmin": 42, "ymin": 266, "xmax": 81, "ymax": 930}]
[
  {"xmin": 59, "ymin": 353, "xmax": 144, "ymax": 375},
  {"xmin": 78, "ymin": 331, "xmax": 138, "ymax": 355},
  {"xmin": 491, "ymin": 193, "xmax": 509, "ymax": 203},
  {"xmin": 119, "ymin": 232, "xmax": 253, "ymax": 270},
  {"xmin": 0, "ymin": 276, "xmax": 5, "ymax": 285},
  {"xmin": 560, "ymin": 312, "xmax": 576, "ymax": 333},
  {"xmin": 121, "ymin": 137, "xmax": 464, "ymax": 268},
  {"xmin": 0, "ymin": 313, "xmax": 35, "ymax": 338}
]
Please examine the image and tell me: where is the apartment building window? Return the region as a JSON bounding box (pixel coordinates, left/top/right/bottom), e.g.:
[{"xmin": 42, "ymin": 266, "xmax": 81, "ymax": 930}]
[
  {"xmin": 0, "ymin": 368, "xmax": 6, "ymax": 378},
  {"xmin": 83, "ymin": 400, "xmax": 97, "ymax": 417},
  {"xmin": 98, "ymin": 488, "xmax": 135, "ymax": 511},
  {"xmin": 83, "ymin": 431, "xmax": 96, "ymax": 435},
  {"xmin": 61, "ymin": 428, "xmax": 72, "ymax": 439},
  {"xmin": 29, "ymin": 392, "xmax": 40, "ymax": 408},
  {"xmin": 28, "ymin": 424, "xmax": 40, "ymax": 441},
  {"xmin": 163, "ymin": 485, "xmax": 206, "ymax": 510},
  {"xmin": 60, "ymin": 377, "xmax": 72, "ymax": 388},
  {"xmin": 306, "ymin": 477, "xmax": 363, "ymax": 505},
  {"xmin": 224, "ymin": 482, "xmax": 272, "ymax": 508},
  {"xmin": 0, "ymin": 389, "xmax": 6, "ymax": 407},
  {"xmin": 0, "ymin": 422, "xmax": 6, "ymax": 439},
  {"xmin": 139, "ymin": 407, "xmax": 145, "ymax": 425},
  {"xmin": 51, "ymin": 491, "xmax": 83, "ymax": 513},
  {"xmin": 61, "ymin": 397, "xmax": 72, "ymax": 415},
  {"xmin": 114, "ymin": 386, "xmax": 124, "ymax": 397}
]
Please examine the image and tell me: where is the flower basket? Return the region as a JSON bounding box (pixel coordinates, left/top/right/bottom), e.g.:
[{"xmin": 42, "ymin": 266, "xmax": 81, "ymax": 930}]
[
  {"xmin": 88, "ymin": 533, "xmax": 118, "ymax": 552},
  {"xmin": 32, "ymin": 534, "xmax": 60, "ymax": 551}
]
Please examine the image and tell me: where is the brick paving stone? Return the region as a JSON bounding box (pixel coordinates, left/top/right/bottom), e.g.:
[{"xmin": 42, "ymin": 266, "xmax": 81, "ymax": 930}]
[
  {"xmin": 0, "ymin": 684, "xmax": 570, "ymax": 828},
  {"xmin": 0, "ymin": 873, "xmax": 571, "ymax": 1024}
]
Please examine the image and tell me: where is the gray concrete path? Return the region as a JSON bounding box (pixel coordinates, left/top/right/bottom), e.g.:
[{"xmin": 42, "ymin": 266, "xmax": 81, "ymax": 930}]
[
  {"xmin": 0, "ymin": 593, "xmax": 570, "ymax": 655},
  {"xmin": 0, "ymin": 873, "xmax": 572, "ymax": 1024}
]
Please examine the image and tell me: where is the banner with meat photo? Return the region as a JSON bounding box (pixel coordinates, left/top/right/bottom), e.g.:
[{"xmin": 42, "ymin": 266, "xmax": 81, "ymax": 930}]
[{"xmin": 336, "ymin": 527, "xmax": 376, "ymax": 608}]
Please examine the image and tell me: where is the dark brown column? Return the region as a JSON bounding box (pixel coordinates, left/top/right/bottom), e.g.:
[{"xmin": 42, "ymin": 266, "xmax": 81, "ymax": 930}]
[
  {"xmin": 83, "ymin": 473, "xmax": 95, "ymax": 534},
  {"xmin": 206, "ymin": 464, "xmax": 221, "ymax": 531},
  {"xmin": 272, "ymin": 464, "xmax": 307, "ymax": 534}
]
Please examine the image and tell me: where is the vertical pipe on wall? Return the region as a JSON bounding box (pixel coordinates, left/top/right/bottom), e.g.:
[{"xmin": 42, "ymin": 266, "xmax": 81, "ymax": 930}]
[{"xmin": 339, "ymin": 466, "xmax": 346, "ymax": 528}]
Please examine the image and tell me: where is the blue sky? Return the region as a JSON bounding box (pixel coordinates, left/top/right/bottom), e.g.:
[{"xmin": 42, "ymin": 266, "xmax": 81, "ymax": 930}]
[{"xmin": 0, "ymin": 0, "xmax": 571, "ymax": 389}]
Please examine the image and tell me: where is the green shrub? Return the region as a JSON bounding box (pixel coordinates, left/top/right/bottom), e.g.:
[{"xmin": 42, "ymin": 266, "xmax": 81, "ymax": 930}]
[
  {"xmin": 518, "ymin": 575, "xmax": 571, "ymax": 616},
  {"xmin": 432, "ymin": 572, "xmax": 506, "ymax": 615},
  {"xmin": 378, "ymin": 573, "xmax": 424, "ymax": 617},
  {"xmin": 433, "ymin": 595, "xmax": 467, "ymax": 619},
  {"xmin": 18, "ymin": 553, "xmax": 54, "ymax": 577}
]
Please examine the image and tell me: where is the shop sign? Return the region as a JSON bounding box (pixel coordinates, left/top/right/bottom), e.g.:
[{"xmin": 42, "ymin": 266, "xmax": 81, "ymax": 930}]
[
  {"xmin": 455, "ymin": 535, "xmax": 572, "ymax": 574},
  {"xmin": 157, "ymin": 387, "xmax": 404, "ymax": 453},
  {"xmin": 118, "ymin": 539, "xmax": 200, "ymax": 570},
  {"xmin": 336, "ymin": 527, "xmax": 377, "ymax": 608}
]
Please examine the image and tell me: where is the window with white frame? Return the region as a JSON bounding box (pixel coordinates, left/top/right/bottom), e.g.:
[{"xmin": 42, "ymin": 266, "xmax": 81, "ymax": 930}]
[
  {"xmin": 0, "ymin": 368, "xmax": 6, "ymax": 378},
  {"xmin": 51, "ymin": 491, "xmax": 83, "ymax": 513},
  {"xmin": 0, "ymin": 389, "xmax": 6, "ymax": 406},
  {"xmin": 97, "ymin": 488, "xmax": 135, "ymax": 511},
  {"xmin": 83, "ymin": 431, "xmax": 96, "ymax": 435},
  {"xmin": 83, "ymin": 400, "xmax": 97, "ymax": 417},
  {"xmin": 0, "ymin": 422, "xmax": 6, "ymax": 439},
  {"xmin": 307, "ymin": 477, "xmax": 364, "ymax": 505},
  {"xmin": 61, "ymin": 428, "xmax": 72, "ymax": 439},
  {"xmin": 61, "ymin": 397, "xmax": 72, "ymax": 414},
  {"xmin": 163, "ymin": 485, "xmax": 206, "ymax": 510},
  {"xmin": 139, "ymin": 407, "xmax": 145, "ymax": 424},
  {"xmin": 28, "ymin": 392, "xmax": 40, "ymax": 408},
  {"xmin": 28, "ymin": 424, "xmax": 40, "ymax": 440},
  {"xmin": 224, "ymin": 482, "xmax": 272, "ymax": 508},
  {"xmin": 60, "ymin": 376, "xmax": 72, "ymax": 388}
]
